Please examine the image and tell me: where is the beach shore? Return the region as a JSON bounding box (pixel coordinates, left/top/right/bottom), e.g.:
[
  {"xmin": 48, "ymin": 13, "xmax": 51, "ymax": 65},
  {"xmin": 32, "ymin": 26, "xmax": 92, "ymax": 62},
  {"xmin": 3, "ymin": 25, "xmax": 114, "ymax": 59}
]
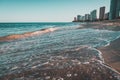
[
  {"xmin": 80, "ymin": 20, "xmax": 120, "ymax": 73},
  {"xmin": 98, "ymin": 37, "xmax": 120, "ymax": 73},
  {"xmin": 1, "ymin": 63, "xmax": 119, "ymax": 80},
  {"xmin": 79, "ymin": 20, "xmax": 120, "ymax": 31}
]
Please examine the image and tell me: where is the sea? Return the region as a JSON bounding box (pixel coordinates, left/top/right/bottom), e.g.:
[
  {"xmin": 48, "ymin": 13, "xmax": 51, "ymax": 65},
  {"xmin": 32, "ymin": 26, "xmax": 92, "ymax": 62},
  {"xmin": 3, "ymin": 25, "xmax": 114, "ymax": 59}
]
[{"xmin": 0, "ymin": 22, "xmax": 120, "ymax": 80}]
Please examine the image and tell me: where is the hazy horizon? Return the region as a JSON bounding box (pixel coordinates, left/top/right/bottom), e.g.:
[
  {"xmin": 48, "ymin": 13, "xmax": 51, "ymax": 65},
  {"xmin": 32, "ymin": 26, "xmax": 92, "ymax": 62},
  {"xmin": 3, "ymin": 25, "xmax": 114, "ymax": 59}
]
[{"xmin": 0, "ymin": 0, "xmax": 110, "ymax": 22}]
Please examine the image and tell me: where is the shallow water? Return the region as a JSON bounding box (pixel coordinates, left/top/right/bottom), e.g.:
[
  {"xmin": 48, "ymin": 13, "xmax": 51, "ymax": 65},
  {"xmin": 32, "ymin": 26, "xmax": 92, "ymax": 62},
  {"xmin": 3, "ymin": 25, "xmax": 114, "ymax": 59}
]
[{"xmin": 0, "ymin": 23, "xmax": 120, "ymax": 79}]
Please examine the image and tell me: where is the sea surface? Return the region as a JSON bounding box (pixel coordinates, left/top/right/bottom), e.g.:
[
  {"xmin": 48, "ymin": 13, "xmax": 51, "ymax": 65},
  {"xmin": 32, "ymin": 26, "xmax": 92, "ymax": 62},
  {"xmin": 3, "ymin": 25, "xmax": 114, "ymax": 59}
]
[{"xmin": 0, "ymin": 22, "xmax": 120, "ymax": 80}]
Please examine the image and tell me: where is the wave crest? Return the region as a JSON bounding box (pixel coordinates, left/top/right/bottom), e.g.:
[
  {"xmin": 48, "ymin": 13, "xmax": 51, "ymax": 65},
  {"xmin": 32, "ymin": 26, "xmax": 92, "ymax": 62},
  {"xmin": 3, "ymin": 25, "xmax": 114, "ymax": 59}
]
[{"xmin": 0, "ymin": 28, "xmax": 58, "ymax": 41}]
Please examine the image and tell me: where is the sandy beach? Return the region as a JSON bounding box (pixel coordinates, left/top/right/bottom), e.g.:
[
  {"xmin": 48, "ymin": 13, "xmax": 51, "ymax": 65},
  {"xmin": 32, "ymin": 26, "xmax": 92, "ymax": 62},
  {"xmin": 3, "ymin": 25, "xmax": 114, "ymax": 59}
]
[
  {"xmin": 0, "ymin": 43, "xmax": 120, "ymax": 80},
  {"xmin": 98, "ymin": 37, "xmax": 120, "ymax": 73},
  {"xmin": 0, "ymin": 46, "xmax": 120, "ymax": 80},
  {"xmin": 0, "ymin": 63, "xmax": 119, "ymax": 80}
]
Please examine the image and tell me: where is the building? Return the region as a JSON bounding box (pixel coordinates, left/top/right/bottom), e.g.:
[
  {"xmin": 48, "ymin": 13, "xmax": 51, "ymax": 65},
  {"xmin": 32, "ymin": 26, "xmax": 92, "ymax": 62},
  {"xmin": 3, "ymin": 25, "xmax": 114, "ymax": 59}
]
[
  {"xmin": 116, "ymin": 0, "xmax": 120, "ymax": 19},
  {"xmin": 82, "ymin": 16, "xmax": 85, "ymax": 22},
  {"xmin": 109, "ymin": 0, "xmax": 117, "ymax": 20},
  {"xmin": 99, "ymin": 6, "xmax": 105, "ymax": 20},
  {"xmin": 77, "ymin": 15, "xmax": 82, "ymax": 21},
  {"xmin": 85, "ymin": 14, "xmax": 90, "ymax": 21},
  {"xmin": 109, "ymin": 0, "xmax": 120, "ymax": 20},
  {"xmin": 73, "ymin": 17, "xmax": 77, "ymax": 22},
  {"xmin": 104, "ymin": 12, "xmax": 109, "ymax": 20},
  {"xmin": 90, "ymin": 10, "xmax": 97, "ymax": 21}
]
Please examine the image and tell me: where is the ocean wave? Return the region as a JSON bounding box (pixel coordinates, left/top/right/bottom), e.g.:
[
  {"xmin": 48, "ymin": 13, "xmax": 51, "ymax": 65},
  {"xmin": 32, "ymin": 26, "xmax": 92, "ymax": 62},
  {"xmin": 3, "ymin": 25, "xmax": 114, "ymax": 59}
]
[
  {"xmin": 0, "ymin": 27, "xmax": 58, "ymax": 41},
  {"xmin": 0, "ymin": 23, "xmax": 120, "ymax": 79}
]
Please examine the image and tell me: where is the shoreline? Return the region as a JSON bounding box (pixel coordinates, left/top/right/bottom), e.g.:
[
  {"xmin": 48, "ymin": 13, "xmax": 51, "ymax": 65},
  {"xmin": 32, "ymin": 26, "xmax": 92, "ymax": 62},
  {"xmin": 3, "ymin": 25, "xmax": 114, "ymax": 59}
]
[
  {"xmin": 79, "ymin": 20, "xmax": 120, "ymax": 31},
  {"xmin": 0, "ymin": 46, "xmax": 120, "ymax": 80},
  {"xmin": 98, "ymin": 37, "xmax": 120, "ymax": 73},
  {"xmin": 79, "ymin": 20, "xmax": 120, "ymax": 73}
]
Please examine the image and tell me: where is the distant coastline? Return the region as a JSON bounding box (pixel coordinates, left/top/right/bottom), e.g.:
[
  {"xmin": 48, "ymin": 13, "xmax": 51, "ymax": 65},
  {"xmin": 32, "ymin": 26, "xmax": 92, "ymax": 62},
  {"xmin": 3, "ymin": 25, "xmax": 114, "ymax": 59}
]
[{"xmin": 77, "ymin": 19, "xmax": 120, "ymax": 31}]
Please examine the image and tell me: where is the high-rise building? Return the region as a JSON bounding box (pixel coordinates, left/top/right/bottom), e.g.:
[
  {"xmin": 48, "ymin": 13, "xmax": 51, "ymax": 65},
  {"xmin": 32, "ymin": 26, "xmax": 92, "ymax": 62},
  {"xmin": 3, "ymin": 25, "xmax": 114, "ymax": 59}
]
[
  {"xmin": 85, "ymin": 14, "xmax": 90, "ymax": 21},
  {"xmin": 73, "ymin": 17, "xmax": 77, "ymax": 22},
  {"xmin": 104, "ymin": 12, "xmax": 109, "ymax": 20},
  {"xmin": 81, "ymin": 16, "xmax": 85, "ymax": 22},
  {"xmin": 90, "ymin": 10, "xmax": 97, "ymax": 21},
  {"xmin": 109, "ymin": 0, "xmax": 117, "ymax": 20},
  {"xmin": 116, "ymin": 0, "xmax": 120, "ymax": 18},
  {"xmin": 109, "ymin": 0, "xmax": 120, "ymax": 20},
  {"xmin": 99, "ymin": 6, "xmax": 105, "ymax": 20},
  {"xmin": 77, "ymin": 15, "xmax": 81, "ymax": 21}
]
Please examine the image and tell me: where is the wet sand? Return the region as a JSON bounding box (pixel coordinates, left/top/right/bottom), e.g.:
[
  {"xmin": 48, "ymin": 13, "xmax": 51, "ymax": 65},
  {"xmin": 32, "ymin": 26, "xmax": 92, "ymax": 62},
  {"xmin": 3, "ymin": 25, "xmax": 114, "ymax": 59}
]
[
  {"xmin": 0, "ymin": 58, "xmax": 119, "ymax": 80},
  {"xmin": 0, "ymin": 46, "xmax": 120, "ymax": 80},
  {"xmin": 98, "ymin": 37, "xmax": 120, "ymax": 73}
]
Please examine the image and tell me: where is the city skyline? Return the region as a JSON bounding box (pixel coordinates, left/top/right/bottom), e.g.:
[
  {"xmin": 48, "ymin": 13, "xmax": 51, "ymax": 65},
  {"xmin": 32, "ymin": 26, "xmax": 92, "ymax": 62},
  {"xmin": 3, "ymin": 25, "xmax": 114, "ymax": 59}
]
[
  {"xmin": 73, "ymin": 0, "xmax": 120, "ymax": 22},
  {"xmin": 0, "ymin": 0, "xmax": 110, "ymax": 22}
]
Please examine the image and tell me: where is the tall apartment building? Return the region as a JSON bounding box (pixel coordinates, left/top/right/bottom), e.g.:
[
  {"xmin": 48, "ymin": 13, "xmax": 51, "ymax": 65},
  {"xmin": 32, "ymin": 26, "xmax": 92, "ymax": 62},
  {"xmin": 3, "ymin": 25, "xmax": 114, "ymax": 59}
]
[
  {"xmin": 85, "ymin": 14, "xmax": 90, "ymax": 21},
  {"xmin": 109, "ymin": 0, "xmax": 120, "ymax": 20},
  {"xmin": 90, "ymin": 10, "xmax": 97, "ymax": 21},
  {"xmin": 99, "ymin": 6, "xmax": 105, "ymax": 20}
]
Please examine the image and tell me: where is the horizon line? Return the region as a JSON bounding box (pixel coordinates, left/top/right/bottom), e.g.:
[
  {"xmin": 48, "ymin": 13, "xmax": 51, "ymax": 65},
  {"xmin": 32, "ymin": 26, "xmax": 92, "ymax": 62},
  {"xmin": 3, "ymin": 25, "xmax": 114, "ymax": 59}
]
[{"xmin": 0, "ymin": 21, "xmax": 72, "ymax": 23}]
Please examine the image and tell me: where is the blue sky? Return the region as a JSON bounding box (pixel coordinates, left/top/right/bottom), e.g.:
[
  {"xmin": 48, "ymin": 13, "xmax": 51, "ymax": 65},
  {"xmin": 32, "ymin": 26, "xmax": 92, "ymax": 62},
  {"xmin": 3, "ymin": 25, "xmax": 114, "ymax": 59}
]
[{"xmin": 0, "ymin": 0, "xmax": 110, "ymax": 22}]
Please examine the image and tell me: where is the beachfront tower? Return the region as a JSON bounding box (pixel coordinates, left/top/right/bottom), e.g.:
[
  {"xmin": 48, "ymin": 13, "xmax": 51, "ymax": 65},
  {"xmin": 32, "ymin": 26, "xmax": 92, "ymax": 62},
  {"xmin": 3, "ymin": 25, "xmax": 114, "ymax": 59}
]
[
  {"xmin": 90, "ymin": 10, "xmax": 97, "ymax": 21},
  {"xmin": 82, "ymin": 16, "xmax": 85, "ymax": 22},
  {"xmin": 109, "ymin": 0, "xmax": 120, "ymax": 20},
  {"xmin": 73, "ymin": 17, "xmax": 77, "ymax": 22},
  {"xmin": 116, "ymin": 0, "xmax": 120, "ymax": 19},
  {"xmin": 77, "ymin": 15, "xmax": 81, "ymax": 21},
  {"xmin": 85, "ymin": 14, "xmax": 90, "ymax": 21},
  {"xmin": 104, "ymin": 12, "xmax": 109, "ymax": 20},
  {"xmin": 99, "ymin": 6, "xmax": 105, "ymax": 20}
]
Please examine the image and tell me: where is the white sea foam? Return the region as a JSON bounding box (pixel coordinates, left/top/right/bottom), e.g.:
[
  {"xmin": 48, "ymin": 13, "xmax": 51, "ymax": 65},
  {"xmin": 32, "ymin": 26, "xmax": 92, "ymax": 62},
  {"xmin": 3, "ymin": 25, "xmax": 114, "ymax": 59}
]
[{"xmin": 1, "ymin": 23, "xmax": 120, "ymax": 78}]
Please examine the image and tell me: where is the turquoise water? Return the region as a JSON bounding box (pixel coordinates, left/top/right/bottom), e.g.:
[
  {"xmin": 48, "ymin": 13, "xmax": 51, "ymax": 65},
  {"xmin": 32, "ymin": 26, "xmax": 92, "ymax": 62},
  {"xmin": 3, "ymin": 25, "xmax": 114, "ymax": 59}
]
[
  {"xmin": 0, "ymin": 22, "xmax": 120, "ymax": 78},
  {"xmin": 0, "ymin": 22, "xmax": 79, "ymax": 37}
]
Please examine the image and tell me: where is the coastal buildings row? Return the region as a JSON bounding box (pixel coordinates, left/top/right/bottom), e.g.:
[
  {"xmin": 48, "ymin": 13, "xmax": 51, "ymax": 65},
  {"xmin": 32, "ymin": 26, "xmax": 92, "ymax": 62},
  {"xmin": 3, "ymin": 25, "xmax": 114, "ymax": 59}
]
[{"xmin": 73, "ymin": 0, "xmax": 120, "ymax": 22}]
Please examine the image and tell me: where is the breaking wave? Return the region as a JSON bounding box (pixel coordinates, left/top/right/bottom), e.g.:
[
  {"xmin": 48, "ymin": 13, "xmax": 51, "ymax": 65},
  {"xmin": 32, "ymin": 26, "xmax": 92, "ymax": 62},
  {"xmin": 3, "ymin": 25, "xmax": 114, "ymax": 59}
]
[{"xmin": 0, "ymin": 27, "xmax": 58, "ymax": 41}]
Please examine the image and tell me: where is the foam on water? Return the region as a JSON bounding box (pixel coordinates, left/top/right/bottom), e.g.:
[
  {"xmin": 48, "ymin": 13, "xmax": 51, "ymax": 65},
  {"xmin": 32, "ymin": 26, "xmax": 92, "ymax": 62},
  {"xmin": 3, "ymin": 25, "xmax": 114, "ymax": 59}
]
[{"xmin": 0, "ymin": 23, "xmax": 120, "ymax": 79}]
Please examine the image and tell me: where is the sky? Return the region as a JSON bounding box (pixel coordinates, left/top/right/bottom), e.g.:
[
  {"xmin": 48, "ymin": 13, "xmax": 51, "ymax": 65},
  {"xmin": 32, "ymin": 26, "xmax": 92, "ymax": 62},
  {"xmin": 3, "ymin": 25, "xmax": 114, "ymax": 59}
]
[{"xmin": 0, "ymin": 0, "xmax": 110, "ymax": 22}]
